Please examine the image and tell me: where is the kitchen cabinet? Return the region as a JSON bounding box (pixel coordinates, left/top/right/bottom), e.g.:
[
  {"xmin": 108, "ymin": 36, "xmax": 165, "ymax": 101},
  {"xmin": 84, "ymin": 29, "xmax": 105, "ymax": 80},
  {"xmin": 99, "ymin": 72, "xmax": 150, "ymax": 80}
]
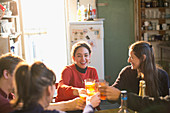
[
  {"xmin": 135, "ymin": 0, "xmax": 170, "ymax": 76},
  {"xmin": 0, "ymin": 0, "xmax": 22, "ymax": 56}
]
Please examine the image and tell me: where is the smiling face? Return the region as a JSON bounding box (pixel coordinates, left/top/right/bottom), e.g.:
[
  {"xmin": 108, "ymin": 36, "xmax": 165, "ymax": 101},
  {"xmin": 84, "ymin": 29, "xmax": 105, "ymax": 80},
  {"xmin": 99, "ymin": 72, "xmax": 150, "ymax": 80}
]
[
  {"xmin": 128, "ymin": 50, "xmax": 141, "ymax": 70},
  {"xmin": 73, "ymin": 47, "xmax": 91, "ymax": 69}
]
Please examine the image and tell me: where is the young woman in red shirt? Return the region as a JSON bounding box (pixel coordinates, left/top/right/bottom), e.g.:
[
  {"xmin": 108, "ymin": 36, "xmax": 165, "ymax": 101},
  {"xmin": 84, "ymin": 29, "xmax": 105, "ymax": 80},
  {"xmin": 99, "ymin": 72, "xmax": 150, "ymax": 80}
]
[{"xmin": 55, "ymin": 41, "xmax": 99, "ymax": 102}]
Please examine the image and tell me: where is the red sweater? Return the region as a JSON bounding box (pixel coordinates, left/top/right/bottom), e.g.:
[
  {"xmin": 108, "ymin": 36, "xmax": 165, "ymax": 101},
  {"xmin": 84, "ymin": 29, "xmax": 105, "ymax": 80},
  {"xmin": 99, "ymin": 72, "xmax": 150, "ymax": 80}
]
[{"xmin": 55, "ymin": 64, "xmax": 99, "ymax": 102}]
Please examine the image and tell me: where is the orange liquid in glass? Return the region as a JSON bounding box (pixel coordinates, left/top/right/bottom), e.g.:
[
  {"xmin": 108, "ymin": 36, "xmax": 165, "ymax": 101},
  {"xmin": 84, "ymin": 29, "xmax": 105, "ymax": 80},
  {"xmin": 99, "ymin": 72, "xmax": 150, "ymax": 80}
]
[
  {"xmin": 85, "ymin": 82, "xmax": 95, "ymax": 92},
  {"xmin": 100, "ymin": 95, "xmax": 106, "ymax": 100},
  {"xmin": 79, "ymin": 94, "xmax": 87, "ymax": 101}
]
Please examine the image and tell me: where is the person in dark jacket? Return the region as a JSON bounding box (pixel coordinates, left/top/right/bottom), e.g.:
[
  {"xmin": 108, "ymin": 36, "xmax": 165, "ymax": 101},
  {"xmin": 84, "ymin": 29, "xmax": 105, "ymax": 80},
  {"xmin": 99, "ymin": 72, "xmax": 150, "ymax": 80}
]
[
  {"xmin": 113, "ymin": 41, "xmax": 169, "ymax": 97},
  {"xmin": 0, "ymin": 53, "xmax": 24, "ymax": 113},
  {"xmin": 11, "ymin": 61, "xmax": 100, "ymax": 113}
]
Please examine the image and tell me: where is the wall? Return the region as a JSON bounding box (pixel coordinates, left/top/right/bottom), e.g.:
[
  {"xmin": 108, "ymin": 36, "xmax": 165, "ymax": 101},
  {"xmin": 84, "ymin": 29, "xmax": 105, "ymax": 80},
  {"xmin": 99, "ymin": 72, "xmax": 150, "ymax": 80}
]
[{"xmin": 97, "ymin": 0, "xmax": 135, "ymax": 84}]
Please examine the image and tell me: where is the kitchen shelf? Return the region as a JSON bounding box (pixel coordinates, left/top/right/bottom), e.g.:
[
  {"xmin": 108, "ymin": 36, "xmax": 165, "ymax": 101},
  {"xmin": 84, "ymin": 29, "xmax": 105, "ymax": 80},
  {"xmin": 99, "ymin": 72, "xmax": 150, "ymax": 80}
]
[
  {"xmin": 2, "ymin": 15, "xmax": 18, "ymax": 18},
  {"xmin": 0, "ymin": 0, "xmax": 22, "ymax": 56},
  {"xmin": 141, "ymin": 18, "xmax": 170, "ymax": 21},
  {"xmin": 141, "ymin": 7, "xmax": 170, "ymax": 10},
  {"xmin": 142, "ymin": 30, "xmax": 170, "ymax": 32}
]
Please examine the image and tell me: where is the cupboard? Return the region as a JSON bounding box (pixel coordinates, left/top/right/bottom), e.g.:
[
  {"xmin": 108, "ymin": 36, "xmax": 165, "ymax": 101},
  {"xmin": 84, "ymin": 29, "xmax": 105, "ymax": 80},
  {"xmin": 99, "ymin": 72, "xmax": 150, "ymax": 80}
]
[{"xmin": 0, "ymin": 0, "xmax": 22, "ymax": 56}]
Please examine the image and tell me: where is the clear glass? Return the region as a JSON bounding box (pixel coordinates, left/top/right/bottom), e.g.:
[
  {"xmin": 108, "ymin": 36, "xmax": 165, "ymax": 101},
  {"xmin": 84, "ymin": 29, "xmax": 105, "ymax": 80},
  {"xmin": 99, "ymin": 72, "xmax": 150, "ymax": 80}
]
[{"xmin": 84, "ymin": 78, "xmax": 96, "ymax": 96}]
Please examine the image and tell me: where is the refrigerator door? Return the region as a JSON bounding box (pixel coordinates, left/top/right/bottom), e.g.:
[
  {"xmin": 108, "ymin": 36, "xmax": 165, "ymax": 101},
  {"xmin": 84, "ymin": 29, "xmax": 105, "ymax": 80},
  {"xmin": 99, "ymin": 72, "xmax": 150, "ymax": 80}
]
[{"xmin": 67, "ymin": 21, "xmax": 104, "ymax": 79}]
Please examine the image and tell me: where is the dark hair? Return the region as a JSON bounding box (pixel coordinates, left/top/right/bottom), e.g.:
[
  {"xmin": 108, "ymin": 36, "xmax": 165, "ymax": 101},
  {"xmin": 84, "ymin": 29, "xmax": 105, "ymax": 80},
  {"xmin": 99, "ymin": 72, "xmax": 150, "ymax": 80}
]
[
  {"xmin": 129, "ymin": 41, "xmax": 159, "ymax": 97},
  {"xmin": 71, "ymin": 41, "xmax": 92, "ymax": 58},
  {"xmin": 0, "ymin": 53, "xmax": 24, "ymax": 78},
  {"xmin": 14, "ymin": 61, "xmax": 56, "ymax": 108}
]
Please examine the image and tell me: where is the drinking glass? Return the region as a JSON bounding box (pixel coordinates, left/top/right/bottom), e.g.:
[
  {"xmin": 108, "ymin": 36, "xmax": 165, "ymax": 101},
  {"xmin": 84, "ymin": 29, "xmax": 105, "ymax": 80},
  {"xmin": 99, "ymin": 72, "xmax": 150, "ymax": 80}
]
[
  {"xmin": 84, "ymin": 78, "xmax": 96, "ymax": 96},
  {"xmin": 79, "ymin": 94, "xmax": 88, "ymax": 101},
  {"xmin": 98, "ymin": 79, "xmax": 109, "ymax": 100}
]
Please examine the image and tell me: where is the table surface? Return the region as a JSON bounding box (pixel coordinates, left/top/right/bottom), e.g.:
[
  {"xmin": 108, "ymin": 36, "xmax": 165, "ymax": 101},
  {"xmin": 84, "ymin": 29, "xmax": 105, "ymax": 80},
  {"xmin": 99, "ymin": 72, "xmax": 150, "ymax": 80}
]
[{"xmin": 95, "ymin": 108, "xmax": 135, "ymax": 113}]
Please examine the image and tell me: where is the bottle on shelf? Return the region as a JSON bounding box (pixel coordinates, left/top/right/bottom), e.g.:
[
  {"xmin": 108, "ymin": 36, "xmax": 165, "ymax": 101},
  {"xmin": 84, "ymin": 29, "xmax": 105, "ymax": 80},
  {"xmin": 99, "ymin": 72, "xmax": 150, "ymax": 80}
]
[
  {"xmin": 158, "ymin": 0, "xmax": 164, "ymax": 7},
  {"xmin": 118, "ymin": 90, "xmax": 129, "ymax": 113},
  {"xmin": 87, "ymin": 4, "xmax": 93, "ymax": 21},
  {"xmin": 163, "ymin": 0, "xmax": 169, "ymax": 7},
  {"xmin": 152, "ymin": 0, "xmax": 158, "ymax": 7},
  {"xmin": 84, "ymin": 7, "xmax": 88, "ymax": 21},
  {"xmin": 76, "ymin": 1, "xmax": 82, "ymax": 21}
]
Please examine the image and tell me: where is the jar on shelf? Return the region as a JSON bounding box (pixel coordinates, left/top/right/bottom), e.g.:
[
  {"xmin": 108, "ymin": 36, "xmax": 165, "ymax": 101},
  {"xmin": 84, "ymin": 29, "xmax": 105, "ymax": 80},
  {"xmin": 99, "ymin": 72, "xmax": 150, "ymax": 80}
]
[
  {"xmin": 152, "ymin": 0, "xmax": 158, "ymax": 7},
  {"xmin": 158, "ymin": 0, "xmax": 163, "ymax": 7},
  {"xmin": 163, "ymin": 0, "xmax": 169, "ymax": 7},
  {"xmin": 145, "ymin": 2, "xmax": 152, "ymax": 8}
]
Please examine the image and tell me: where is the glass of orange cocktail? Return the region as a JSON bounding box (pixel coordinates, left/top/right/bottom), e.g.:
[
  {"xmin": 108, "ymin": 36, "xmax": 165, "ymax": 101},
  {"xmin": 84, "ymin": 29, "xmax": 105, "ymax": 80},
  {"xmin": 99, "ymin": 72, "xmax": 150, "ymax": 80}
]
[
  {"xmin": 84, "ymin": 78, "xmax": 96, "ymax": 96},
  {"xmin": 79, "ymin": 94, "xmax": 88, "ymax": 101},
  {"xmin": 98, "ymin": 79, "xmax": 109, "ymax": 100}
]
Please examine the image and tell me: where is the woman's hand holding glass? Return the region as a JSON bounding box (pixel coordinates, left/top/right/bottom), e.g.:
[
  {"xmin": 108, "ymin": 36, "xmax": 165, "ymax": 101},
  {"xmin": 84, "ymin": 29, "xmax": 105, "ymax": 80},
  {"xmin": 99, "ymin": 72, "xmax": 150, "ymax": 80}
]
[
  {"xmin": 97, "ymin": 79, "xmax": 109, "ymax": 100},
  {"xmin": 98, "ymin": 85, "xmax": 121, "ymax": 101}
]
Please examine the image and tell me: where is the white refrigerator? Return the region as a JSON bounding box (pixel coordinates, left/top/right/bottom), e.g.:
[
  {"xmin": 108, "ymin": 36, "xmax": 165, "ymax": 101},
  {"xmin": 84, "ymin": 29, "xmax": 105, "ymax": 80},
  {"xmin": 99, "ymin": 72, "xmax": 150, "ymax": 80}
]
[{"xmin": 67, "ymin": 20, "xmax": 104, "ymax": 79}]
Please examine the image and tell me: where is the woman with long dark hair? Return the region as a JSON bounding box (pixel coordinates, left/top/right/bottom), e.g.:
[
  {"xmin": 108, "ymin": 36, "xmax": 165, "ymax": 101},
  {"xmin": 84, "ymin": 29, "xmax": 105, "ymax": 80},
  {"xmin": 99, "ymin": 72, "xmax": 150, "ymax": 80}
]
[{"xmin": 113, "ymin": 41, "xmax": 169, "ymax": 97}]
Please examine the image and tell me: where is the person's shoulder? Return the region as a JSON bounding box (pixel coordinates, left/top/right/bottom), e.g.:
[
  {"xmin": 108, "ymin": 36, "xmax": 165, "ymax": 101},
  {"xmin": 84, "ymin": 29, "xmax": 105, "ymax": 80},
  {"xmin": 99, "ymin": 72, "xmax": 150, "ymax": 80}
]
[
  {"xmin": 62, "ymin": 64, "xmax": 75, "ymax": 71},
  {"xmin": 87, "ymin": 66, "xmax": 97, "ymax": 72},
  {"xmin": 157, "ymin": 67, "xmax": 169, "ymax": 76},
  {"xmin": 119, "ymin": 65, "xmax": 137, "ymax": 76},
  {"xmin": 122, "ymin": 65, "xmax": 131, "ymax": 70},
  {"xmin": 120, "ymin": 65, "xmax": 134, "ymax": 73},
  {"xmin": 87, "ymin": 66, "xmax": 96, "ymax": 70}
]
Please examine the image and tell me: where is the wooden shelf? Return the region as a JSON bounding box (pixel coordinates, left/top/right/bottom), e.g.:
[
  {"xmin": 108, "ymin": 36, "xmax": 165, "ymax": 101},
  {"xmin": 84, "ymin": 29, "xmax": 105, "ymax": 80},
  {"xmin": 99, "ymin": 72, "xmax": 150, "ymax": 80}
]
[
  {"xmin": 142, "ymin": 30, "xmax": 170, "ymax": 32},
  {"xmin": 158, "ymin": 45, "xmax": 170, "ymax": 50},
  {"xmin": 2, "ymin": 15, "xmax": 18, "ymax": 18},
  {"xmin": 141, "ymin": 18, "xmax": 170, "ymax": 21},
  {"xmin": 141, "ymin": 7, "xmax": 170, "ymax": 10}
]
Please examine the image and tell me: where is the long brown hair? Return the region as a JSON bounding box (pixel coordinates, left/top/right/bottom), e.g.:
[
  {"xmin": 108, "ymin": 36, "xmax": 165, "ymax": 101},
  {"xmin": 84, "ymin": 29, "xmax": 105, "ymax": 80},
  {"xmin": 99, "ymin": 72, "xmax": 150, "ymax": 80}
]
[
  {"xmin": 129, "ymin": 41, "xmax": 159, "ymax": 97},
  {"xmin": 14, "ymin": 61, "xmax": 56, "ymax": 108}
]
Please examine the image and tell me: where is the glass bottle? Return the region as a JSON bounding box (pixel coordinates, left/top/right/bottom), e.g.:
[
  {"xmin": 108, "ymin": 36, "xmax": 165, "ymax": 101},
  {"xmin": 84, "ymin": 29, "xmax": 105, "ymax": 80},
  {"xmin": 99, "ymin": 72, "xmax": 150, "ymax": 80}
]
[
  {"xmin": 139, "ymin": 80, "xmax": 146, "ymax": 97},
  {"xmin": 118, "ymin": 90, "xmax": 129, "ymax": 113},
  {"xmin": 87, "ymin": 4, "xmax": 93, "ymax": 21},
  {"xmin": 76, "ymin": 2, "xmax": 81, "ymax": 21}
]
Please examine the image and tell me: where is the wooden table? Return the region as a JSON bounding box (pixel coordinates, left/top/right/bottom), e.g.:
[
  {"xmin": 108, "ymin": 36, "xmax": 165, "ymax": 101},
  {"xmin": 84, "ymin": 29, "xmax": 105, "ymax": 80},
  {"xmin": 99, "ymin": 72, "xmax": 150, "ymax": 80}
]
[{"xmin": 95, "ymin": 108, "xmax": 135, "ymax": 113}]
